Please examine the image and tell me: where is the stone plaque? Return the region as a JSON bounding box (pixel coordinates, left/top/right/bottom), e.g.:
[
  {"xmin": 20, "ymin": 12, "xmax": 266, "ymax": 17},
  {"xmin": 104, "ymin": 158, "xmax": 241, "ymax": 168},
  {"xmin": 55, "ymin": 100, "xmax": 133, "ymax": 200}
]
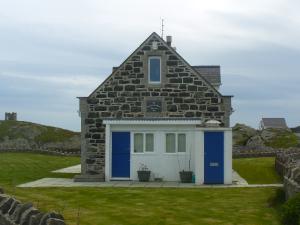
[{"xmin": 146, "ymin": 100, "xmax": 162, "ymax": 112}]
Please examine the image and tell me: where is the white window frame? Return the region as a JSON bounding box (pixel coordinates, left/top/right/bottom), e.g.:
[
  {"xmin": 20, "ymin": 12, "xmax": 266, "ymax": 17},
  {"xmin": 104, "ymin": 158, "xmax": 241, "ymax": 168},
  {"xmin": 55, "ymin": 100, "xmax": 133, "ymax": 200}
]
[
  {"xmin": 165, "ymin": 133, "xmax": 187, "ymax": 154},
  {"xmin": 148, "ymin": 56, "xmax": 161, "ymax": 84},
  {"xmin": 133, "ymin": 133, "xmax": 144, "ymax": 153},
  {"xmin": 133, "ymin": 132, "xmax": 155, "ymax": 154}
]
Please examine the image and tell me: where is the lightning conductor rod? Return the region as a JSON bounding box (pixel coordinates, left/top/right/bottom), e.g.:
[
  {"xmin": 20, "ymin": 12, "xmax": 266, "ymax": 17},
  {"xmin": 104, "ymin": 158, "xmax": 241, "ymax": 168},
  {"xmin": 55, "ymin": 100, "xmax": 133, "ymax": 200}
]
[{"xmin": 161, "ymin": 18, "xmax": 164, "ymax": 39}]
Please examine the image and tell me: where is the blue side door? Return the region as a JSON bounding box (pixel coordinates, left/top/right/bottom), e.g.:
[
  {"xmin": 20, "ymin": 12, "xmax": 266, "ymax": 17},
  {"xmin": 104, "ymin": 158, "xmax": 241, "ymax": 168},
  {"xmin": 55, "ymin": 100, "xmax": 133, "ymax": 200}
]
[
  {"xmin": 112, "ymin": 132, "xmax": 130, "ymax": 178},
  {"xmin": 204, "ymin": 132, "xmax": 224, "ymax": 184}
]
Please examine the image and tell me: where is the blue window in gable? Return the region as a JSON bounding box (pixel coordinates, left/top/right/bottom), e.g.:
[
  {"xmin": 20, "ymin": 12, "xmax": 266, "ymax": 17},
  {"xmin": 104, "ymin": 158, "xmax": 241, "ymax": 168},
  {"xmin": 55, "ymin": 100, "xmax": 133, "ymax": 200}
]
[{"xmin": 149, "ymin": 57, "xmax": 161, "ymax": 83}]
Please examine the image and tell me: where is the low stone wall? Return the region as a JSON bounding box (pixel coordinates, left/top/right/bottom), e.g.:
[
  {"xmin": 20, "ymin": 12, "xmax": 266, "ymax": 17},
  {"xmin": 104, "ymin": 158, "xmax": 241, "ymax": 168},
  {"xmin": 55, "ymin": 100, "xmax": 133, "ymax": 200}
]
[
  {"xmin": 284, "ymin": 176, "xmax": 300, "ymax": 199},
  {"xmin": 275, "ymin": 149, "xmax": 300, "ymax": 176},
  {"xmin": 0, "ymin": 192, "xmax": 65, "ymax": 225},
  {"xmin": 233, "ymin": 151, "xmax": 276, "ymax": 158},
  {"xmin": 233, "ymin": 146, "xmax": 278, "ymax": 158},
  {"xmin": 0, "ymin": 149, "xmax": 80, "ymax": 157},
  {"xmin": 275, "ymin": 148, "xmax": 300, "ymax": 199},
  {"xmin": 233, "ymin": 146, "xmax": 300, "ymax": 159},
  {"xmin": 283, "ymin": 164, "xmax": 300, "ymax": 199}
]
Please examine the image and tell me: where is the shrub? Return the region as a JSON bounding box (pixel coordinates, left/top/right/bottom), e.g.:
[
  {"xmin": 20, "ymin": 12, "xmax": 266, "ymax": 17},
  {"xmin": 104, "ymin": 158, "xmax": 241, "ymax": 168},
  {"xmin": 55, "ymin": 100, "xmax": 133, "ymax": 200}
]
[
  {"xmin": 265, "ymin": 129, "xmax": 299, "ymax": 149},
  {"xmin": 282, "ymin": 193, "xmax": 300, "ymax": 225}
]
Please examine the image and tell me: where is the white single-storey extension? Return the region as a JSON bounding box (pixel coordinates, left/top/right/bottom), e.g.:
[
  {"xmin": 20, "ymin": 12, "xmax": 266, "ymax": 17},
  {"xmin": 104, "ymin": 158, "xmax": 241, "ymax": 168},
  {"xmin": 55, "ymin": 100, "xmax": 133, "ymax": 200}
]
[{"xmin": 103, "ymin": 119, "xmax": 232, "ymax": 184}]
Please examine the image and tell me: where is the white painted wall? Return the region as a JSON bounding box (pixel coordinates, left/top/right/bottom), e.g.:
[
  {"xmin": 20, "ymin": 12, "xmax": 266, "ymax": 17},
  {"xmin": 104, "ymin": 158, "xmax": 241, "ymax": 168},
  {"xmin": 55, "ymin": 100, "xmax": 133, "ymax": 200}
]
[
  {"xmin": 105, "ymin": 122, "xmax": 232, "ymax": 184},
  {"xmin": 130, "ymin": 130, "xmax": 195, "ymax": 181},
  {"xmin": 194, "ymin": 130, "xmax": 204, "ymax": 184},
  {"xmin": 224, "ymin": 130, "xmax": 232, "ymax": 184},
  {"xmin": 109, "ymin": 124, "xmax": 195, "ymax": 182}
]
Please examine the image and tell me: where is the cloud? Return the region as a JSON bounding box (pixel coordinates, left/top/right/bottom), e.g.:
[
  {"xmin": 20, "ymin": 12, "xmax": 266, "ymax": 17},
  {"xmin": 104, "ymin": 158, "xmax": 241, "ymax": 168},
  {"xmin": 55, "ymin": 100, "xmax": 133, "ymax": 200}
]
[
  {"xmin": 0, "ymin": 0, "xmax": 299, "ymax": 130},
  {"xmin": 0, "ymin": 72, "xmax": 100, "ymax": 87}
]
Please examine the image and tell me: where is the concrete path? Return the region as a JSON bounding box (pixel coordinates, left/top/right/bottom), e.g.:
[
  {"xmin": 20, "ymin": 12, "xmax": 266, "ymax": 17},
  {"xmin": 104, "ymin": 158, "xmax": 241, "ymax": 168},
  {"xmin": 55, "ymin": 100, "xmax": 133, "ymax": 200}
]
[
  {"xmin": 17, "ymin": 178, "xmax": 282, "ymax": 188},
  {"xmin": 232, "ymin": 170, "xmax": 248, "ymax": 185},
  {"xmin": 51, "ymin": 166, "xmax": 248, "ymax": 185},
  {"xmin": 52, "ymin": 164, "xmax": 81, "ymax": 174},
  {"xmin": 19, "ymin": 167, "xmax": 279, "ymax": 188}
]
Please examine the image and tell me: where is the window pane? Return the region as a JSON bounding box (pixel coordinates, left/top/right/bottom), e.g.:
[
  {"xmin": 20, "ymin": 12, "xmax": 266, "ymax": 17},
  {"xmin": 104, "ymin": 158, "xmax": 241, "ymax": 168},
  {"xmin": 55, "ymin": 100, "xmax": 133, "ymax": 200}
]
[
  {"xmin": 145, "ymin": 133, "xmax": 154, "ymax": 152},
  {"xmin": 149, "ymin": 58, "xmax": 161, "ymax": 82},
  {"xmin": 178, "ymin": 134, "xmax": 186, "ymax": 152},
  {"xmin": 134, "ymin": 133, "xmax": 143, "ymax": 153},
  {"xmin": 166, "ymin": 133, "xmax": 175, "ymax": 153}
]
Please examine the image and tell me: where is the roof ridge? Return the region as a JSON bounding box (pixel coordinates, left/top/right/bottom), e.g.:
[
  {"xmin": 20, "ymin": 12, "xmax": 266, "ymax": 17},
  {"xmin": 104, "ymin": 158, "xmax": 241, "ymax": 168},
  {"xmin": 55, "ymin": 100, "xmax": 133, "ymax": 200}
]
[
  {"xmin": 87, "ymin": 32, "xmax": 228, "ymax": 98},
  {"xmin": 88, "ymin": 32, "xmax": 159, "ymax": 98}
]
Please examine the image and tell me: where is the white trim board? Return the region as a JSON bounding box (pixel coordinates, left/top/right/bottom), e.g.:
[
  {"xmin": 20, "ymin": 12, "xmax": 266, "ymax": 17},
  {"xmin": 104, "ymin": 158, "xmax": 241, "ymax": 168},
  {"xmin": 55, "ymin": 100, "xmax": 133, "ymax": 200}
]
[{"xmin": 103, "ymin": 119, "xmax": 202, "ymax": 125}]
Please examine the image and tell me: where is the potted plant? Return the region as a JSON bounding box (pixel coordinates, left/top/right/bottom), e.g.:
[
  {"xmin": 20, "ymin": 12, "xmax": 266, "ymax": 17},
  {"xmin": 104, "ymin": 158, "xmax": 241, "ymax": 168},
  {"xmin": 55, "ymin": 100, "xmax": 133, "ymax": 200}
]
[
  {"xmin": 179, "ymin": 170, "xmax": 193, "ymax": 183},
  {"xmin": 137, "ymin": 163, "xmax": 151, "ymax": 182},
  {"xmin": 178, "ymin": 148, "xmax": 193, "ymax": 183}
]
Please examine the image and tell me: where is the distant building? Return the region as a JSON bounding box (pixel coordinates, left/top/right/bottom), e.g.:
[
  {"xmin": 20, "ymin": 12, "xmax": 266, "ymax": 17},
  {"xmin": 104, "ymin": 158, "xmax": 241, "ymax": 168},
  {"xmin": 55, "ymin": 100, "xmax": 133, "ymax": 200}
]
[
  {"xmin": 5, "ymin": 112, "xmax": 17, "ymax": 121},
  {"xmin": 291, "ymin": 126, "xmax": 300, "ymax": 134},
  {"xmin": 291, "ymin": 126, "xmax": 300, "ymax": 137},
  {"xmin": 260, "ymin": 118, "xmax": 288, "ymax": 129}
]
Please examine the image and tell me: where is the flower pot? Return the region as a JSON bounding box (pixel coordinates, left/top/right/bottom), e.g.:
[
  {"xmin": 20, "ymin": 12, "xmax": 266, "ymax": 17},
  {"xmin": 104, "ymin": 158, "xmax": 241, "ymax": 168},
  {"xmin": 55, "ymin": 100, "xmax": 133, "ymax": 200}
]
[
  {"xmin": 137, "ymin": 171, "xmax": 151, "ymax": 182},
  {"xmin": 179, "ymin": 171, "xmax": 193, "ymax": 183}
]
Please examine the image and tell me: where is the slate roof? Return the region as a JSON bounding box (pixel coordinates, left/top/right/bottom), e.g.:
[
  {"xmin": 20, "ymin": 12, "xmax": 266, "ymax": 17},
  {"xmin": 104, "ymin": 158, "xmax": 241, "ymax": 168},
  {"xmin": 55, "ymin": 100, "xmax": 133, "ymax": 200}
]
[
  {"xmin": 261, "ymin": 118, "xmax": 288, "ymax": 129},
  {"xmin": 192, "ymin": 66, "xmax": 221, "ymax": 88}
]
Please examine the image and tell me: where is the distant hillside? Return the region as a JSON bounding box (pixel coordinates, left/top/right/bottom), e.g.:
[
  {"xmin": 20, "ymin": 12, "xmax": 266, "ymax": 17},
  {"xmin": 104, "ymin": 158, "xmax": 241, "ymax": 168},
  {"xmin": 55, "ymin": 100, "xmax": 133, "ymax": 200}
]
[
  {"xmin": 233, "ymin": 123, "xmax": 299, "ymax": 149},
  {"xmin": 0, "ymin": 120, "xmax": 80, "ymax": 152}
]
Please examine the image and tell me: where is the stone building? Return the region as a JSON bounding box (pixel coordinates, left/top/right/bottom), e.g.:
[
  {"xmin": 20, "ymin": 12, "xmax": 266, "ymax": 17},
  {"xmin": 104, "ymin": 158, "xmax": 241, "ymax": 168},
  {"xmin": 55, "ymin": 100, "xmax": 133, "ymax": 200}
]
[
  {"xmin": 75, "ymin": 32, "xmax": 233, "ymax": 184},
  {"xmin": 5, "ymin": 112, "xmax": 17, "ymax": 121}
]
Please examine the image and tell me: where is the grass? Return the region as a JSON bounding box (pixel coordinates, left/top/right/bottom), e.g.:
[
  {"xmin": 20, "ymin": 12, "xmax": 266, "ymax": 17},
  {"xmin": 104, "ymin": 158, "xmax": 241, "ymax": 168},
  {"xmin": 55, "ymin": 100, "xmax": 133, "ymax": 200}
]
[
  {"xmin": 265, "ymin": 129, "xmax": 299, "ymax": 148},
  {"xmin": 0, "ymin": 153, "xmax": 282, "ymax": 225},
  {"xmin": 267, "ymin": 136, "xmax": 299, "ymax": 148},
  {"xmin": 0, "ymin": 152, "xmax": 80, "ymax": 187},
  {"xmin": 233, "ymin": 157, "xmax": 282, "ymax": 184},
  {"xmin": 0, "ymin": 120, "xmax": 78, "ymax": 143},
  {"xmin": 0, "ymin": 120, "xmax": 25, "ymax": 140},
  {"xmin": 34, "ymin": 126, "xmax": 77, "ymax": 143},
  {"xmin": 12, "ymin": 187, "xmax": 281, "ymax": 225}
]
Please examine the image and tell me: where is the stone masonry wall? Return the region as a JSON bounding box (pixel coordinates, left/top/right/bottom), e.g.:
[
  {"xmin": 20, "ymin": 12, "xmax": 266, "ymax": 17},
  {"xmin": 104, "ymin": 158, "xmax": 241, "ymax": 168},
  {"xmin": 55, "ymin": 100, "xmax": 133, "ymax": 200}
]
[
  {"xmin": 0, "ymin": 191, "xmax": 65, "ymax": 225},
  {"xmin": 80, "ymin": 33, "xmax": 232, "ymax": 177},
  {"xmin": 275, "ymin": 148, "xmax": 300, "ymax": 199}
]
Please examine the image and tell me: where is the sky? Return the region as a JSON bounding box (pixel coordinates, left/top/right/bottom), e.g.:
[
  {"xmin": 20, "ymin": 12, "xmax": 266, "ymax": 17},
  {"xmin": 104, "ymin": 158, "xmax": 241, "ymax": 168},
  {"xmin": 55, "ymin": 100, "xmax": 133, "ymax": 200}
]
[{"xmin": 0, "ymin": 0, "xmax": 299, "ymax": 131}]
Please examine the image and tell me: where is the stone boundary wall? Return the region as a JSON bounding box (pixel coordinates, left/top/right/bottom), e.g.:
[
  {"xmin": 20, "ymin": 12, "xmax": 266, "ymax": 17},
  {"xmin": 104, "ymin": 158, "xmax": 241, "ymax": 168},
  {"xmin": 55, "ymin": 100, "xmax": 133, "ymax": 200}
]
[
  {"xmin": 0, "ymin": 190, "xmax": 65, "ymax": 225},
  {"xmin": 284, "ymin": 176, "xmax": 300, "ymax": 199},
  {"xmin": 0, "ymin": 149, "xmax": 80, "ymax": 157},
  {"xmin": 233, "ymin": 146, "xmax": 279, "ymax": 158},
  {"xmin": 275, "ymin": 148, "xmax": 300, "ymax": 199},
  {"xmin": 234, "ymin": 146, "xmax": 300, "ymax": 159},
  {"xmin": 275, "ymin": 149, "xmax": 300, "ymax": 176},
  {"xmin": 233, "ymin": 151, "xmax": 276, "ymax": 158}
]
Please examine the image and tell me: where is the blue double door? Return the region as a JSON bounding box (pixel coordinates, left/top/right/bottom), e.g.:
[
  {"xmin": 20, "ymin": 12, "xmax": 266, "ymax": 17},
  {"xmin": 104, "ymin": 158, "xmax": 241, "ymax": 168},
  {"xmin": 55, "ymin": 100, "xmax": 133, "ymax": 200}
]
[
  {"xmin": 204, "ymin": 132, "xmax": 224, "ymax": 184},
  {"xmin": 111, "ymin": 132, "xmax": 131, "ymax": 178}
]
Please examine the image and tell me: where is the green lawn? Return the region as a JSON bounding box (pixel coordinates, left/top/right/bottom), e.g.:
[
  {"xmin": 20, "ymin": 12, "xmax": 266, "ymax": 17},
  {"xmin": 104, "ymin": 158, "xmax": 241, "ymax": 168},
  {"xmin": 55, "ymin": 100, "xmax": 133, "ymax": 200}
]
[
  {"xmin": 233, "ymin": 157, "xmax": 282, "ymax": 184},
  {"xmin": 0, "ymin": 153, "xmax": 80, "ymax": 187},
  {"xmin": 0, "ymin": 153, "xmax": 282, "ymax": 225},
  {"xmin": 0, "ymin": 120, "xmax": 79, "ymax": 144}
]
